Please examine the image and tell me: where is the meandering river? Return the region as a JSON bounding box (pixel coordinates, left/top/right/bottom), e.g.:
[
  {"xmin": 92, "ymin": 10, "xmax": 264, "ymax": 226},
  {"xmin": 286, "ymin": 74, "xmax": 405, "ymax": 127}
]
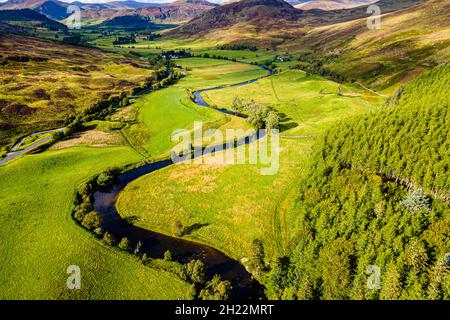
[{"xmin": 94, "ymin": 64, "xmax": 273, "ymax": 299}]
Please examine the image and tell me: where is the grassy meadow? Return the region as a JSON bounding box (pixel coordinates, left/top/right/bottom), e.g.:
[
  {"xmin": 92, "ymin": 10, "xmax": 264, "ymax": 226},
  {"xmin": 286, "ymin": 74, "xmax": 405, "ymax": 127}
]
[
  {"xmin": 0, "ymin": 55, "xmax": 273, "ymax": 299},
  {"xmin": 206, "ymin": 70, "xmax": 383, "ymax": 135}
]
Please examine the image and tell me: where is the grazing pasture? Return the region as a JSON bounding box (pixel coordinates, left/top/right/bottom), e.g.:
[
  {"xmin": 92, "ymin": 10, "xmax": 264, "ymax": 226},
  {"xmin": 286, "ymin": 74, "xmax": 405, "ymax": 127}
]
[
  {"xmin": 116, "ymin": 68, "xmax": 383, "ymax": 268},
  {"xmin": 0, "ymin": 145, "xmax": 194, "ymax": 299}
]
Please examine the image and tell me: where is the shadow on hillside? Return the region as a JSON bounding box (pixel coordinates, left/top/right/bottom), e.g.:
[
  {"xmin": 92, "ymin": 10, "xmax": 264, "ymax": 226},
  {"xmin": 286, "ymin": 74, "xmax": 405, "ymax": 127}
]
[
  {"xmin": 182, "ymin": 223, "xmax": 210, "ymax": 236},
  {"xmin": 277, "ymin": 111, "xmax": 298, "ymax": 133}
]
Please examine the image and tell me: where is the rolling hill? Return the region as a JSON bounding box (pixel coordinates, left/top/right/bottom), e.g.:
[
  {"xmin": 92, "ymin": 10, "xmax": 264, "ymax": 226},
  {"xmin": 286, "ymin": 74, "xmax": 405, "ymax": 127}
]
[
  {"xmin": 98, "ymin": 14, "xmax": 157, "ymax": 30},
  {"xmin": 0, "ymin": 0, "xmax": 71, "ymax": 20},
  {"xmin": 0, "ymin": 31, "xmax": 153, "ymax": 152},
  {"xmin": 78, "ymin": 0, "xmax": 218, "ymax": 25},
  {"xmin": 294, "ymin": 0, "xmax": 376, "ymax": 10},
  {"xmin": 167, "ymin": 0, "xmax": 425, "ymax": 46},
  {"xmin": 283, "ymin": 0, "xmax": 450, "ymax": 89},
  {"xmin": 0, "ymin": 8, "xmax": 67, "ymax": 30}
]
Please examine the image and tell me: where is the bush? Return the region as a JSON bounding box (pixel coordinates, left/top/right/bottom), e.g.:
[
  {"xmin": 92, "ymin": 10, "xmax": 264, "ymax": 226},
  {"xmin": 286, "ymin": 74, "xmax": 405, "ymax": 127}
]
[
  {"xmin": 94, "ymin": 227, "xmax": 104, "ymax": 236},
  {"xmin": 251, "ymin": 239, "xmax": 266, "ymax": 272},
  {"xmin": 199, "ymin": 275, "xmax": 231, "ymax": 300},
  {"xmin": 81, "ymin": 211, "xmax": 101, "ymax": 230},
  {"xmin": 164, "ymin": 250, "xmax": 172, "ymax": 261},
  {"xmin": 186, "ymin": 259, "xmax": 205, "ymax": 285},
  {"xmin": 75, "ymin": 183, "xmax": 92, "ymax": 204},
  {"xmin": 265, "ymin": 111, "xmax": 280, "ymax": 130},
  {"xmin": 102, "ymin": 232, "xmax": 116, "ymax": 246},
  {"xmin": 52, "ymin": 131, "xmax": 65, "ymax": 141},
  {"xmin": 73, "ymin": 201, "xmax": 93, "ymax": 222},
  {"xmin": 31, "ymin": 88, "xmax": 50, "ymax": 100},
  {"xmin": 97, "ymin": 167, "xmax": 119, "ymax": 187},
  {"xmin": 118, "ymin": 237, "xmax": 131, "ymax": 251},
  {"xmin": 172, "ymin": 220, "xmax": 184, "ymax": 237}
]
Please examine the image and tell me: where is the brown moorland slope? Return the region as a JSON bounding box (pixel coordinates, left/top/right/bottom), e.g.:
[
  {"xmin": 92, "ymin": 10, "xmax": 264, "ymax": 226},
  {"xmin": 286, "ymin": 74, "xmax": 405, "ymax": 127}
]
[
  {"xmin": 283, "ymin": 0, "xmax": 450, "ymax": 89},
  {"xmin": 168, "ymin": 0, "xmax": 425, "ymax": 45},
  {"xmin": 0, "ymin": 31, "xmax": 153, "ymax": 153}
]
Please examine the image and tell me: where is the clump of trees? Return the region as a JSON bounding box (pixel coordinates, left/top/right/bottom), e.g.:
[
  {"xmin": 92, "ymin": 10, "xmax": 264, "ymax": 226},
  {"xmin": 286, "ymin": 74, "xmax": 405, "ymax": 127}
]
[
  {"xmin": 72, "ymin": 166, "xmax": 120, "ymax": 227},
  {"xmin": 96, "ymin": 167, "xmax": 120, "ymax": 188},
  {"xmin": 231, "ymin": 96, "xmax": 280, "ymax": 130},
  {"xmin": 113, "ymin": 35, "xmax": 136, "ymax": 45},
  {"xmin": 199, "ymin": 275, "xmax": 231, "ymax": 300},
  {"xmin": 250, "ymin": 239, "xmax": 266, "ymax": 272},
  {"xmin": 218, "ymin": 44, "xmax": 257, "ymax": 51},
  {"xmin": 71, "ymin": 174, "xmax": 232, "ymax": 299},
  {"xmin": 81, "ymin": 211, "xmax": 101, "ymax": 230}
]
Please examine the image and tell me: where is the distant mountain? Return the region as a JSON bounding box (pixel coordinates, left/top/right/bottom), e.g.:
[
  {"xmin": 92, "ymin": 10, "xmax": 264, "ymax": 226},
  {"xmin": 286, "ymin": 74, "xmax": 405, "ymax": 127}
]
[
  {"xmin": 33, "ymin": 0, "xmax": 67, "ymax": 19},
  {"xmin": 168, "ymin": 0, "xmax": 425, "ymax": 46},
  {"xmin": 294, "ymin": 0, "xmax": 376, "ymax": 10},
  {"xmin": 0, "ymin": 0, "xmax": 170, "ymax": 21},
  {"xmin": 0, "ymin": 8, "xmax": 67, "ymax": 30},
  {"xmin": 98, "ymin": 14, "xmax": 155, "ymax": 29},
  {"xmin": 79, "ymin": 0, "xmax": 218, "ymax": 25},
  {"xmin": 153, "ymin": 0, "xmax": 218, "ymax": 21},
  {"xmin": 171, "ymin": 0, "xmax": 301, "ymax": 35},
  {"xmin": 105, "ymin": 1, "xmax": 166, "ymax": 9}
]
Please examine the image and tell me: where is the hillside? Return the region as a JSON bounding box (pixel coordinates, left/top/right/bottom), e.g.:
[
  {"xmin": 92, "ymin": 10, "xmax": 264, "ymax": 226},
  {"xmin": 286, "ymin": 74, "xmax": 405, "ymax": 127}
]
[
  {"xmin": 0, "ymin": 0, "xmax": 70, "ymax": 20},
  {"xmin": 172, "ymin": 0, "xmax": 300, "ymax": 32},
  {"xmin": 294, "ymin": 0, "xmax": 376, "ymax": 10},
  {"xmin": 78, "ymin": 0, "xmax": 217, "ymax": 25},
  {"xmin": 168, "ymin": 0, "xmax": 306, "ymax": 45},
  {"xmin": 266, "ymin": 63, "xmax": 450, "ymax": 300},
  {"xmin": 283, "ymin": 0, "xmax": 450, "ymax": 90},
  {"xmin": 168, "ymin": 0, "xmax": 425, "ymax": 45},
  {"xmin": 98, "ymin": 14, "xmax": 156, "ymax": 30},
  {"xmin": 0, "ymin": 33, "xmax": 153, "ymax": 154},
  {"xmin": 0, "ymin": 8, "xmax": 67, "ymax": 30}
]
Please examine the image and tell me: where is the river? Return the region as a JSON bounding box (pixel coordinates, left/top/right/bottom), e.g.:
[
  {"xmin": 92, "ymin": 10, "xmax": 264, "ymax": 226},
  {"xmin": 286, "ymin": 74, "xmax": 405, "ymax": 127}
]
[{"xmin": 93, "ymin": 64, "xmax": 273, "ymax": 299}]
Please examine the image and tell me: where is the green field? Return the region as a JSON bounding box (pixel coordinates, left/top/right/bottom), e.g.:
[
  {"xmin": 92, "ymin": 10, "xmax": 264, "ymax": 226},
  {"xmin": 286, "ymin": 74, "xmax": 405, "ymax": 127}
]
[
  {"xmin": 0, "ymin": 34, "xmax": 153, "ymax": 154},
  {"xmin": 0, "ymin": 145, "xmax": 194, "ymax": 299},
  {"xmin": 116, "ymin": 69, "xmax": 384, "ymax": 270},
  {"xmin": 206, "ymin": 70, "xmax": 383, "ymax": 135},
  {"xmin": 124, "ymin": 58, "xmax": 267, "ymax": 158}
]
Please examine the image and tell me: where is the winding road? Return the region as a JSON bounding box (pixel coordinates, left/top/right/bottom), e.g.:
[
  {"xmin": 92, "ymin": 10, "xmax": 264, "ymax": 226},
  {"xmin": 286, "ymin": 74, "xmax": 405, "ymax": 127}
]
[{"xmin": 0, "ymin": 128, "xmax": 65, "ymax": 166}]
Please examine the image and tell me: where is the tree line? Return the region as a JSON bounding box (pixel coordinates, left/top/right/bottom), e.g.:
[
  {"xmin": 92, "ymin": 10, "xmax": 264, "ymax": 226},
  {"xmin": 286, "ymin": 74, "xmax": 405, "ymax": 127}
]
[{"xmin": 261, "ymin": 64, "xmax": 450, "ymax": 299}]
